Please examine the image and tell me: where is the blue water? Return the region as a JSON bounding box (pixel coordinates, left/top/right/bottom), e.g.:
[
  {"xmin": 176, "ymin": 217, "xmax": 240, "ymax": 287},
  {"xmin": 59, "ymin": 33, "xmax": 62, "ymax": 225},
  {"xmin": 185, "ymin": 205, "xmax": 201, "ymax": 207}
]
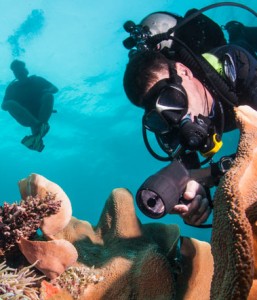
[{"xmin": 0, "ymin": 0, "xmax": 256, "ymax": 243}]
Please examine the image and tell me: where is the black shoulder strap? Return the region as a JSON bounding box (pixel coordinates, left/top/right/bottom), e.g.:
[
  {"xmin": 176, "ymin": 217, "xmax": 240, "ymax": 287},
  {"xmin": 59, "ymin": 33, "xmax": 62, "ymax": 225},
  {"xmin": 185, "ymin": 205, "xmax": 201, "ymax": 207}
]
[{"xmin": 177, "ymin": 46, "xmax": 239, "ymax": 107}]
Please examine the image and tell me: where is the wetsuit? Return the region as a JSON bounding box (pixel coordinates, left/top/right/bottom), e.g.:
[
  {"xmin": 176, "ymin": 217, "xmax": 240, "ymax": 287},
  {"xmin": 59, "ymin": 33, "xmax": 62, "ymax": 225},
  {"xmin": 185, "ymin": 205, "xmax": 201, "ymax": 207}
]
[
  {"xmin": 208, "ymin": 45, "xmax": 257, "ymax": 132},
  {"xmin": 3, "ymin": 75, "xmax": 56, "ymax": 118}
]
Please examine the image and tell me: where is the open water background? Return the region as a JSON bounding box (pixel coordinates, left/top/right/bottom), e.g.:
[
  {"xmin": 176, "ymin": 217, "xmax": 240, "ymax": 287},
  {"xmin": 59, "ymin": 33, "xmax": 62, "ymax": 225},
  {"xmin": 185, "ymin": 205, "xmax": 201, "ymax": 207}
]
[{"xmin": 0, "ymin": 0, "xmax": 256, "ymax": 242}]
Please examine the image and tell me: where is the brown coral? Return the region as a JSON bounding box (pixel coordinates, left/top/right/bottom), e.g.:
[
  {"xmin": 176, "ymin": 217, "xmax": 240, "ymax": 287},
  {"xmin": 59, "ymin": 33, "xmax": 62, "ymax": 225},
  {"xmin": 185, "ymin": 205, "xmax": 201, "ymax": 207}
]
[
  {"xmin": 18, "ymin": 173, "xmax": 72, "ymax": 238},
  {"xmin": 18, "ymin": 237, "xmax": 78, "ymax": 279},
  {"xmin": 14, "ymin": 174, "xmax": 78, "ymax": 280},
  {"xmin": 176, "ymin": 237, "xmax": 213, "ymax": 299},
  {"xmin": 51, "ymin": 187, "xmax": 213, "ymax": 300},
  {"xmin": 0, "ymin": 193, "xmax": 60, "ymax": 254},
  {"xmin": 0, "ymin": 173, "xmax": 78, "ymax": 281},
  {"xmin": 211, "ymin": 105, "xmax": 257, "ymax": 299}
]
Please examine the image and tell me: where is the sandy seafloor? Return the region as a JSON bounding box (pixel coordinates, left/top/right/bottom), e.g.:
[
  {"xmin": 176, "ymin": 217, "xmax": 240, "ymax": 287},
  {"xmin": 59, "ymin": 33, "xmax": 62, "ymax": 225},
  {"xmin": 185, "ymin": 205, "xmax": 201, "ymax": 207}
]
[{"xmin": 0, "ymin": 0, "xmax": 256, "ymax": 243}]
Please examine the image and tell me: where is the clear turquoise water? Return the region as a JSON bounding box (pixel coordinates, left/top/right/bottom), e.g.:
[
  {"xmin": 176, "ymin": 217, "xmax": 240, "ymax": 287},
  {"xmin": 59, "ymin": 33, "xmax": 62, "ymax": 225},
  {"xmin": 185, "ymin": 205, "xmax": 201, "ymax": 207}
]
[{"xmin": 0, "ymin": 0, "xmax": 256, "ymax": 243}]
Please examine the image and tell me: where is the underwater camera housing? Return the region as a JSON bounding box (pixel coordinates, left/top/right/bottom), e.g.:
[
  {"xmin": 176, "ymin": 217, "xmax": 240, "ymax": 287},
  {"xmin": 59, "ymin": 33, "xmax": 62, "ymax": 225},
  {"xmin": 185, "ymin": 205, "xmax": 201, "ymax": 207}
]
[{"xmin": 136, "ymin": 160, "xmax": 189, "ymax": 219}]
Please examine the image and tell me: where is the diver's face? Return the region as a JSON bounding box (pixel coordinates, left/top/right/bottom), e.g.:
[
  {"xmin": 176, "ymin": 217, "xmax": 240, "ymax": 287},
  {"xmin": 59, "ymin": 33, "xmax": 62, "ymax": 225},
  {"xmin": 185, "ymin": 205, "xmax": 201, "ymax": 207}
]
[
  {"xmin": 174, "ymin": 62, "xmax": 213, "ymax": 119},
  {"xmin": 143, "ymin": 62, "xmax": 213, "ymax": 124},
  {"xmin": 141, "ymin": 63, "xmax": 215, "ymax": 156}
]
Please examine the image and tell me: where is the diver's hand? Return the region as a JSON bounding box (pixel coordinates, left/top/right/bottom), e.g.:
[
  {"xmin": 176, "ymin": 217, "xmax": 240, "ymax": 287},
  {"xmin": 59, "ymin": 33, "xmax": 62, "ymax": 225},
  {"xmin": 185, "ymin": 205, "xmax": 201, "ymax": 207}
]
[{"xmin": 171, "ymin": 180, "xmax": 212, "ymax": 226}]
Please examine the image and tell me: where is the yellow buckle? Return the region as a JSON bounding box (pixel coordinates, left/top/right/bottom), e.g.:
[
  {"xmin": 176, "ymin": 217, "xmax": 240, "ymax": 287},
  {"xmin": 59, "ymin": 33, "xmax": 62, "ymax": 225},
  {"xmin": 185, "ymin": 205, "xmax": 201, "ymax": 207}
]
[{"xmin": 201, "ymin": 134, "xmax": 223, "ymax": 158}]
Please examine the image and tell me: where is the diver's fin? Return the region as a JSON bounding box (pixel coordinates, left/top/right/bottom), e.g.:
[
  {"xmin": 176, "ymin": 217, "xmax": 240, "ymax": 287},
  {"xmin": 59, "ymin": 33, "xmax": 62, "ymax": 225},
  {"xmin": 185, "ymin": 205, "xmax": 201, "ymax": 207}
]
[
  {"xmin": 31, "ymin": 137, "xmax": 45, "ymax": 152},
  {"xmin": 32, "ymin": 122, "xmax": 50, "ymax": 137},
  {"xmin": 39, "ymin": 122, "xmax": 50, "ymax": 138},
  {"xmin": 21, "ymin": 135, "xmax": 45, "ymax": 152},
  {"xmin": 21, "ymin": 135, "xmax": 36, "ymax": 149}
]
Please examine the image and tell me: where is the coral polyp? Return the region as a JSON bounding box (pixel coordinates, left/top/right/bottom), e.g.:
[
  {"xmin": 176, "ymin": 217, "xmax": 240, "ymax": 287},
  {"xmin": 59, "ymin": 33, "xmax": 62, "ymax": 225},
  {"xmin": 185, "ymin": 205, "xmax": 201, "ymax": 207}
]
[
  {"xmin": 53, "ymin": 266, "xmax": 104, "ymax": 299},
  {"xmin": 0, "ymin": 261, "xmax": 44, "ymax": 300}
]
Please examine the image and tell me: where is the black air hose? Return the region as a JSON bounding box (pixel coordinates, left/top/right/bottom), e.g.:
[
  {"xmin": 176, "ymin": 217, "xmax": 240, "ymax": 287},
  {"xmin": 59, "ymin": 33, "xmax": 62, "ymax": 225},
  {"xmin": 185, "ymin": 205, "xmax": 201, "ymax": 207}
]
[{"xmin": 177, "ymin": 47, "xmax": 239, "ymax": 107}]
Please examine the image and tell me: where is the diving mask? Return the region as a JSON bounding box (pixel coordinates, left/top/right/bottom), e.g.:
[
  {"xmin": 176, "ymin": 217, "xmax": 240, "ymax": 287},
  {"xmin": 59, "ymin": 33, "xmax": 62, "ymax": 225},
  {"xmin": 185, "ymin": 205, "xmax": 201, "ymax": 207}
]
[
  {"xmin": 142, "ymin": 78, "xmax": 222, "ymax": 159},
  {"xmin": 142, "ymin": 78, "xmax": 188, "ymax": 134}
]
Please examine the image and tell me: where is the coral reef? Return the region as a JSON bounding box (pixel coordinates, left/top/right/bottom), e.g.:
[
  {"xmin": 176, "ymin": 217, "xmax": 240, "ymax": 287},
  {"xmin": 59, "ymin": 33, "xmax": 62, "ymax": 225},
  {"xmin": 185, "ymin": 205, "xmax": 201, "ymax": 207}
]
[
  {"xmin": 211, "ymin": 105, "xmax": 257, "ymax": 299},
  {"xmin": 0, "ymin": 193, "xmax": 60, "ymax": 255},
  {"xmin": 50, "ymin": 188, "xmax": 213, "ymax": 300},
  {"xmin": 40, "ymin": 280, "xmax": 73, "ymax": 300},
  {"xmin": 2, "ymin": 105, "xmax": 257, "ymax": 299},
  {"xmin": 33, "ymin": 105, "xmax": 257, "ymax": 299},
  {"xmin": 176, "ymin": 237, "xmax": 214, "ymax": 299},
  {"xmin": 18, "ymin": 173, "xmax": 72, "ymax": 238},
  {"xmin": 0, "ymin": 260, "xmax": 43, "ymax": 299},
  {"xmin": 2, "ymin": 176, "xmax": 214, "ymax": 299},
  {"xmin": 1, "ymin": 173, "xmax": 78, "ymax": 281},
  {"xmin": 18, "ymin": 237, "xmax": 78, "ymax": 279},
  {"xmin": 17, "ymin": 173, "xmax": 78, "ymax": 280},
  {"xmin": 52, "ymin": 266, "xmax": 104, "ymax": 299}
]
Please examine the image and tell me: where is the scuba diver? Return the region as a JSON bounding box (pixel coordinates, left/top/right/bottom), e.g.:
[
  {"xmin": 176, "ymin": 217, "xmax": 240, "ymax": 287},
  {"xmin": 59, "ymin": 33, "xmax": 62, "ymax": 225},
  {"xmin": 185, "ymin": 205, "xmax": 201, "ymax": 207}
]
[
  {"xmin": 2, "ymin": 60, "xmax": 58, "ymax": 152},
  {"xmin": 122, "ymin": 3, "xmax": 257, "ymax": 226}
]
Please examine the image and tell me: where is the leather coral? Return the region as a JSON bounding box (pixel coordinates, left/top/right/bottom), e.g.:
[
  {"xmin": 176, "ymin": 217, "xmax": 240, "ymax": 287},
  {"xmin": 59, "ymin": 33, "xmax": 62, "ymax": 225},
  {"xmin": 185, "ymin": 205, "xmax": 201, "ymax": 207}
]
[{"xmin": 211, "ymin": 105, "xmax": 257, "ymax": 299}]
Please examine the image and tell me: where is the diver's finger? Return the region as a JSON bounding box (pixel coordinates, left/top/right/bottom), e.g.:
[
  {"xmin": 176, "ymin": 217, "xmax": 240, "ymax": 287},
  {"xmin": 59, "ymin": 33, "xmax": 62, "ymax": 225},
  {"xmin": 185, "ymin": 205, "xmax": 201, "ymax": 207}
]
[
  {"xmin": 189, "ymin": 205, "xmax": 212, "ymax": 226},
  {"xmin": 183, "ymin": 180, "xmax": 205, "ymax": 201},
  {"xmin": 172, "ymin": 204, "xmax": 189, "ymax": 214}
]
